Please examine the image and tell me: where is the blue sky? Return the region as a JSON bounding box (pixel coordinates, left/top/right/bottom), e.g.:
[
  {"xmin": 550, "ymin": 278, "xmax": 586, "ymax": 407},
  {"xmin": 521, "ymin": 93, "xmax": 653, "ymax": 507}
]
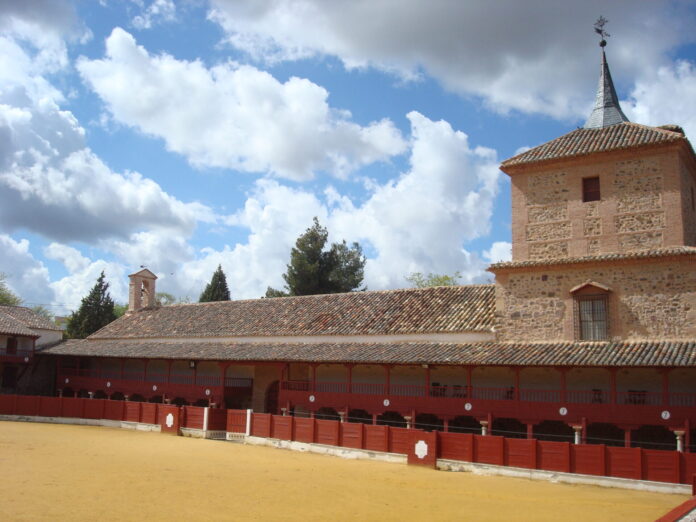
[{"xmin": 1, "ymin": 0, "xmax": 696, "ymax": 314}]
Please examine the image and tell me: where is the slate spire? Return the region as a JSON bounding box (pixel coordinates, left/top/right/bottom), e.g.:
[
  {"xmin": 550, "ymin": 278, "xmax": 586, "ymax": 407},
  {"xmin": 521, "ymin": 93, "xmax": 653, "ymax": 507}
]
[{"xmin": 584, "ymin": 17, "xmax": 629, "ymax": 129}]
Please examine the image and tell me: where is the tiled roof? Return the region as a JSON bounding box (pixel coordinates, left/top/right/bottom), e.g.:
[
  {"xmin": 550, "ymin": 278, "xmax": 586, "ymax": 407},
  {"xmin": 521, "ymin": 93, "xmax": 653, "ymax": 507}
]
[
  {"xmin": 0, "ymin": 305, "xmax": 61, "ymax": 331},
  {"xmin": 42, "ymin": 338, "xmax": 696, "ymax": 367},
  {"xmin": 500, "ymin": 122, "xmax": 688, "ymax": 170},
  {"xmin": 90, "ymin": 285, "xmax": 495, "ymax": 339},
  {"xmin": 0, "ymin": 310, "xmax": 37, "ymax": 337},
  {"xmin": 489, "ymin": 246, "xmax": 696, "ymax": 271}
]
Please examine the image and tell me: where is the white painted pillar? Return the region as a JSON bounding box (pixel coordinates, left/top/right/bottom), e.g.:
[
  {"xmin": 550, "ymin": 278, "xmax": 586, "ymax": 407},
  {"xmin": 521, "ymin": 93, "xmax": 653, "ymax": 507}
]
[
  {"xmin": 338, "ymin": 411, "xmax": 345, "ymax": 423},
  {"xmin": 572, "ymin": 425, "xmax": 582, "ymax": 445},
  {"xmin": 203, "ymin": 407, "xmax": 209, "ymax": 433},
  {"xmin": 88, "ymin": 392, "xmax": 94, "ymax": 399},
  {"xmin": 675, "ymin": 430, "xmax": 685, "ymax": 453},
  {"xmin": 245, "ymin": 408, "xmax": 252, "ymax": 437},
  {"xmin": 480, "ymin": 421, "xmax": 488, "ymax": 436},
  {"xmin": 404, "ymin": 416, "xmax": 412, "ymax": 429}
]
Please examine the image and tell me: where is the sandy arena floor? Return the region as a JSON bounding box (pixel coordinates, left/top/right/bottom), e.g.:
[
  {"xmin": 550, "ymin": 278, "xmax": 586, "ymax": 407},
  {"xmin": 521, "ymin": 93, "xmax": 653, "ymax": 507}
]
[{"xmin": 0, "ymin": 421, "xmax": 686, "ymax": 521}]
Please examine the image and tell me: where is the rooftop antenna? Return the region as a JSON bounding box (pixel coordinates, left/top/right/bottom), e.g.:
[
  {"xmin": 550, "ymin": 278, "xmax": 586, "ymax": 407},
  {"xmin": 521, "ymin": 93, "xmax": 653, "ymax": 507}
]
[{"xmin": 594, "ymin": 16, "xmax": 610, "ymax": 47}]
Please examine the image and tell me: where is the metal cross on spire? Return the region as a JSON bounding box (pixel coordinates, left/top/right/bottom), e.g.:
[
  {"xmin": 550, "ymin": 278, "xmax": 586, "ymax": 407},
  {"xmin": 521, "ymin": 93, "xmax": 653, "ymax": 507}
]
[{"xmin": 594, "ymin": 16, "xmax": 610, "ymax": 47}]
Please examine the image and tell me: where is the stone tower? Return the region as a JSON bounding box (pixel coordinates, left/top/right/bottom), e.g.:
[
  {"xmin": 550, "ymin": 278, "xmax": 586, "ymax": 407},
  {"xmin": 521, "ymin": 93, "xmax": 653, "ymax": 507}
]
[
  {"xmin": 489, "ymin": 43, "xmax": 696, "ymax": 343},
  {"xmin": 128, "ymin": 268, "xmax": 158, "ymax": 312}
]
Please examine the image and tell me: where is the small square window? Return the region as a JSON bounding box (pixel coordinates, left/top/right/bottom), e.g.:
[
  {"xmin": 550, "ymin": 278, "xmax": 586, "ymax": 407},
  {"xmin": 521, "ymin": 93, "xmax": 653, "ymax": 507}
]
[{"xmin": 583, "ymin": 177, "xmax": 600, "ymax": 202}]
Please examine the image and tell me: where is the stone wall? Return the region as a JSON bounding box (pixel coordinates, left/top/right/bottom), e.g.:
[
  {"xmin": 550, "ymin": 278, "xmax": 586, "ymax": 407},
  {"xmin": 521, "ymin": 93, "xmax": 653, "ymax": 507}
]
[
  {"xmin": 510, "ymin": 149, "xmax": 687, "ymax": 262},
  {"xmin": 494, "ymin": 258, "xmax": 696, "ymax": 342},
  {"xmin": 681, "ymin": 160, "xmax": 696, "ymax": 246}
]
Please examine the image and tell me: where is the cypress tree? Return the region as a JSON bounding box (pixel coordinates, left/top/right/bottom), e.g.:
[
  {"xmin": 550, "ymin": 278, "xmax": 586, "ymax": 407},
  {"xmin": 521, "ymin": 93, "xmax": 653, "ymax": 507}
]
[
  {"xmin": 199, "ymin": 265, "xmax": 231, "ymax": 302},
  {"xmin": 66, "ymin": 271, "xmax": 116, "ymax": 339}
]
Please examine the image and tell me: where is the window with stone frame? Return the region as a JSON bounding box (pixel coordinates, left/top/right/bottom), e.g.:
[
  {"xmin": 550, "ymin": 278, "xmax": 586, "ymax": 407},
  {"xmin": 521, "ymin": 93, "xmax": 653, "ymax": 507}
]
[
  {"xmin": 571, "ymin": 282, "xmax": 610, "ymax": 341},
  {"xmin": 582, "ymin": 176, "xmax": 601, "ymax": 202}
]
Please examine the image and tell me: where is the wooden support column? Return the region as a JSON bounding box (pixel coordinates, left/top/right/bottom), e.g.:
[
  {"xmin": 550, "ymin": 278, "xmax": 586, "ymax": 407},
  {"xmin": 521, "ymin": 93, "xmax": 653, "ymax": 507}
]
[
  {"xmin": 559, "ymin": 368, "xmax": 567, "ymax": 403},
  {"xmin": 119, "ymin": 359, "xmax": 124, "ymax": 380},
  {"xmin": 166, "ymin": 360, "xmax": 172, "ymax": 384},
  {"xmin": 425, "ymin": 365, "xmax": 431, "ymax": 397},
  {"xmin": 311, "ymin": 364, "xmax": 317, "ymax": 393},
  {"xmin": 624, "ymin": 428, "xmax": 631, "ymax": 448},
  {"xmin": 346, "ymin": 364, "xmax": 353, "ymax": 394},
  {"xmin": 467, "ymin": 366, "xmax": 473, "ymax": 398},
  {"xmin": 443, "ymin": 419, "xmax": 449, "ymax": 433},
  {"xmin": 526, "ymin": 423, "xmax": 534, "ymax": 439},
  {"xmin": 609, "ymin": 368, "xmax": 617, "ymax": 405},
  {"xmin": 384, "ymin": 365, "xmax": 391, "ymax": 396},
  {"xmin": 513, "ymin": 366, "xmax": 520, "ymax": 401}
]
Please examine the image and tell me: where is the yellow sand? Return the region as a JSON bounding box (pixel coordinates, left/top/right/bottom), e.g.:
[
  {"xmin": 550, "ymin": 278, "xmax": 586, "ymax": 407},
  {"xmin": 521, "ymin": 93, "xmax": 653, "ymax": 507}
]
[{"xmin": 0, "ymin": 421, "xmax": 686, "ymax": 521}]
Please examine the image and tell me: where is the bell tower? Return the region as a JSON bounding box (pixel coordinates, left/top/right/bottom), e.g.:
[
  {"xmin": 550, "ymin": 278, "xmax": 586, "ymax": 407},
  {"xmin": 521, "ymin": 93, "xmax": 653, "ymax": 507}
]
[{"xmin": 128, "ymin": 268, "xmax": 158, "ymax": 312}]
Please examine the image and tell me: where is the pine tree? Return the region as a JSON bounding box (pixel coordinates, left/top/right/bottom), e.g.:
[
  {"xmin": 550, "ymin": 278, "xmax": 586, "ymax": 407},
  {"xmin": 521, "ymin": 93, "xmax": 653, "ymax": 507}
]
[
  {"xmin": 266, "ymin": 218, "xmax": 365, "ymax": 297},
  {"xmin": 199, "ymin": 265, "xmax": 231, "ymax": 302},
  {"xmin": 66, "ymin": 271, "xmax": 116, "ymax": 339},
  {"xmin": 0, "ymin": 273, "xmax": 21, "ymax": 306}
]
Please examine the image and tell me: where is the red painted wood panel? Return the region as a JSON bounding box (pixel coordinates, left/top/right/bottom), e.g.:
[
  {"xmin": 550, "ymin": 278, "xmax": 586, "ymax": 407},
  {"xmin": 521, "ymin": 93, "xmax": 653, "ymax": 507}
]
[
  {"xmin": 15, "ymin": 395, "xmax": 39, "ymax": 416},
  {"xmin": 505, "ymin": 438, "xmax": 536, "ymax": 469},
  {"xmin": 571, "ymin": 444, "xmax": 604, "ymax": 476},
  {"xmin": 124, "ymin": 402, "xmax": 141, "ymax": 423},
  {"xmin": 251, "ymin": 413, "xmax": 272, "ymax": 438},
  {"xmin": 226, "ymin": 409, "xmax": 247, "ymax": 433},
  {"xmin": 0, "ymin": 394, "xmax": 14, "ymax": 414},
  {"xmin": 538, "ymin": 441, "xmax": 570, "ymax": 472},
  {"xmin": 140, "ymin": 403, "xmax": 158, "ymax": 425},
  {"xmin": 83, "ymin": 399, "xmax": 104, "ymax": 419},
  {"xmin": 474, "ymin": 435, "xmax": 504, "ymax": 466},
  {"xmin": 293, "ymin": 417, "xmax": 314, "ymax": 443},
  {"xmin": 183, "ymin": 406, "xmax": 205, "ymax": 429},
  {"xmin": 271, "ymin": 415, "xmax": 292, "ymax": 440},
  {"xmin": 364, "ymin": 425, "xmax": 388, "ymax": 453},
  {"xmin": 103, "ymin": 400, "xmax": 124, "ymax": 421},
  {"xmin": 158, "ymin": 404, "xmax": 180, "ymax": 434},
  {"xmin": 408, "ymin": 430, "xmax": 438, "ymax": 468},
  {"xmin": 38, "ymin": 396, "xmax": 61, "ymax": 418},
  {"xmin": 438, "ymin": 432, "xmax": 474, "ymax": 461},
  {"xmin": 607, "ymin": 447, "xmax": 641, "ymax": 480},
  {"xmin": 206, "ymin": 408, "xmax": 227, "ymax": 431},
  {"xmin": 61, "ymin": 397, "xmax": 83, "ymax": 418},
  {"xmin": 316, "ymin": 419, "xmax": 340, "ymax": 446},
  {"xmin": 340, "ymin": 423, "xmax": 363, "ymax": 449},
  {"xmin": 681, "ymin": 453, "xmax": 696, "ymax": 484},
  {"xmin": 389, "ymin": 427, "xmax": 412, "ymax": 455},
  {"xmin": 643, "ymin": 450, "xmax": 679, "ymax": 484}
]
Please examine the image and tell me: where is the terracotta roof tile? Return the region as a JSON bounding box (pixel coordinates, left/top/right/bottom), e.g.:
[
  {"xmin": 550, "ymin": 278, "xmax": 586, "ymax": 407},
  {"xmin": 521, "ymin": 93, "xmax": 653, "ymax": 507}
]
[
  {"xmin": 90, "ymin": 285, "xmax": 495, "ymax": 339},
  {"xmin": 42, "ymin": 339, "xmax": 696, "ymax": 367},
  {"xmin": 500, "ymin": 122, "xmax": 689, "ymax": 170},
  {"xmin": 0, "ymin": 310, "xmax": 37, "ymax": 337},
  {"xmin": 0, "ymin": 305, "xmax": 60, "ymax": 331},
  {"xmin": 489, "ymin": 246, "xmax": 696, "ymax": 271}
]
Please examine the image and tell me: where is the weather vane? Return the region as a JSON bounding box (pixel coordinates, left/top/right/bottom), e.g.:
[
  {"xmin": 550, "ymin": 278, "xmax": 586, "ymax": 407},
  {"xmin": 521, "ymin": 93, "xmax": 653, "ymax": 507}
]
[{"xmin": 594, "ymin": 16, "xmax": 610, "ymax": 48}]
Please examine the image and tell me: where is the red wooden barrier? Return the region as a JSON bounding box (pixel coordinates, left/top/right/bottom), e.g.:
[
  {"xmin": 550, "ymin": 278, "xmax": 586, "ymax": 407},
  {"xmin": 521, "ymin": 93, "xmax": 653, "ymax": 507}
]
[
  {"xmin": 38, "ymin": 396, "xmax": 61, "ymax": 418},
  {"xmin": 340, "ymin": 422, "xmax": 363, "ymax": 449},
  {"xmin": 538, "ymin": 441, "xmax": 571, "ymax": 473},
  {"xmin": 103, "ymin": 400, "xmax": 124, "ymax": 421},
  {"xmin": 141, "ymin": 403, "xmax": 158, "ymax": 425},
  {"xmin": 607, "ymin": 446, "xmax": 642, "ymax": 480},
  {"xmin": 271, "ymin": 415, "xmax": 293, "ymax": 440},
  {"xmin": 124, "ymin": 402, "xmax": 141, "ymax": 423},
  {"xmin": 158, "ymin": 404, "xmax": 180, "ymax": 434},
  {"xmin": 183, "ymin": 406, "xmax": 205, "ymax": 429},
  {"xmin": 251, "ymin": 413, "xmax": 272, "ymax": 438},
  {"xmin": 0, "ymin": 394, "xmax": 14, "ymax": 414},
  {"xmin": 438, "ymin": 432, "xmax": 474, "ymax": 462},
  {"xmin": 408, "ymin": 430, "xmax": 438, "ymax": 468},
  {"xmin": 61, "ymin": 397, "xmax": 83, "ymax": 418},
  {"xmin": 207, "ymin": 408, "xmax": 227, "ymax": 431},
  {"xmin": 682, "ymin": 453, "xmax": 696, "ymax": 484},
  {"xmin": 83, "ymin": 399, "xmax": 104, "ymax": 420},
  {"xmin": 474, "ymin": 435, "xmax": 504, "ymax": 466},
  {"xmin": 642, "ymin": 449, "xmax": 680, "ymax": 484},
  {"xmin": 226, "ymin": 409, "xmax": 247, "ymax": 433},
  {"xmin": 15, "ymin": 395, "xmax": 39, "ymax": 416},
  {"xmin": 364, "ymin": 425, "xmax": 388, "ymax": 453},
  {"xmin": 571, "ymin": 443, "xmax": 604, "ymax": 476},
  {"xmin": 389, "ymin": 427, "xmax": 412, "ymax": 455},
  {"xmin": 505, "ymin": 438, "xmax": 536, "ymax": 469},
  {"xmin": 316, "ymin": 419, "xmax": 340, "ymax": 446},
  {"xmin": 294, "ymin": 417, "xmax": 314, "ymax": 443}
]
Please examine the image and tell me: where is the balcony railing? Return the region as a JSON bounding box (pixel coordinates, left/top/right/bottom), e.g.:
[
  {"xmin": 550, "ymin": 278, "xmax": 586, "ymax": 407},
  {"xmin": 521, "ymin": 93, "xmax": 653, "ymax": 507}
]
[{"xmin": 0, "ymin": 349, "xmax": 34, "ymax": 358}]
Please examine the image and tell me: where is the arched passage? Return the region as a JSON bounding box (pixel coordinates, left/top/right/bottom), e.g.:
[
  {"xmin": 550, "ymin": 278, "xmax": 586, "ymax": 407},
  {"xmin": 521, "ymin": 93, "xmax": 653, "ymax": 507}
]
[
  {"xmin": 491, "ymin": 418, "xmax": 526, "ymax": 438},
  {"xmin": 264, "ymin": 381, "xmax": 279, "ymax": 414},
  {"xmin": 448, "ymin": 415, "xmax": 480, "ymax": 434},
  {"xmin": 315, "ymin": 407, "xmax": 340, "ymax": 421},
  {"xmin": 93, "ymin": 390, "xmax": 107, "ymax": 399},
  {"xmin": 347, "ymin": 409, "xmax": 372, "ymax": 424},
  {"xmin": 586, "ymin": 423, "xmax": 624, "ymax": 446},
  {"xmin": 415, "ymin": 413, "xmax": 443, "ymax": 432},
  {"xmin": 130, "ymin": 394, "xmax": 146, "ymax": 402},
  {"xmin": 377, "ymin": 411, "xmax": 406, "ymax": 428},
  {"xmin": 631, "ymin": 425, "xmax": 675, "ymax": 450},
  {"xmin": 533, "ymin": 420, "xmax": 573, "ymax": 442}
]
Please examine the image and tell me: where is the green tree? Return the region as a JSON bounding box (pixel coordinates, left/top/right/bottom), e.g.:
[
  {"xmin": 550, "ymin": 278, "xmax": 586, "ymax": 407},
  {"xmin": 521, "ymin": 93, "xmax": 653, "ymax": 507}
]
[
  {"xmin": 31, "ymin": 305, "xmax": 54, "ymax": 322},
  {"xmin": 199, "ymin": 265, "xmax": 231, "ymax": 302},
  {"xmin": 406, "ymin": 271, "xmax": 462, "ymax": 288},
  {"xmin": 0, "ymin": 273, "xmax": 21, "ymax": 306},
  {"xmin": 113, "ymin": 303, "xmax": 128, "ymax": 318},
  {"xmin": 66, "ymin": 271, "xmax": 116, "ymax": 339},
  {"xmin": 266, "ymin": 218, "xmax": 366, "ymax": 297},
  {"xmin": 156, "ymin": 292, "xmax": 177, "ymax": 306}
]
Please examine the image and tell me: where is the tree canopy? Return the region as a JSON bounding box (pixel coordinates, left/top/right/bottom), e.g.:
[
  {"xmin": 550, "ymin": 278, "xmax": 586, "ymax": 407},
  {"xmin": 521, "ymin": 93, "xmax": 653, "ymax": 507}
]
[
  {"xmin": 66, "ymin": 271, "xmax": 117, "ymax": 339},
  {"xmin": 0, "ymin": 273, "xmax": 21, "ymax": 306},
  {"xmin": 266, "ymin": 218, "xmax": 366, "ymax": 297},
  {"xmin": 199, "ymin": 265, "xmax": 231, "ymax": 302},
  {"xmin": 406, "ymin": 271, "xmax": 463, "ymax": 288}
]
